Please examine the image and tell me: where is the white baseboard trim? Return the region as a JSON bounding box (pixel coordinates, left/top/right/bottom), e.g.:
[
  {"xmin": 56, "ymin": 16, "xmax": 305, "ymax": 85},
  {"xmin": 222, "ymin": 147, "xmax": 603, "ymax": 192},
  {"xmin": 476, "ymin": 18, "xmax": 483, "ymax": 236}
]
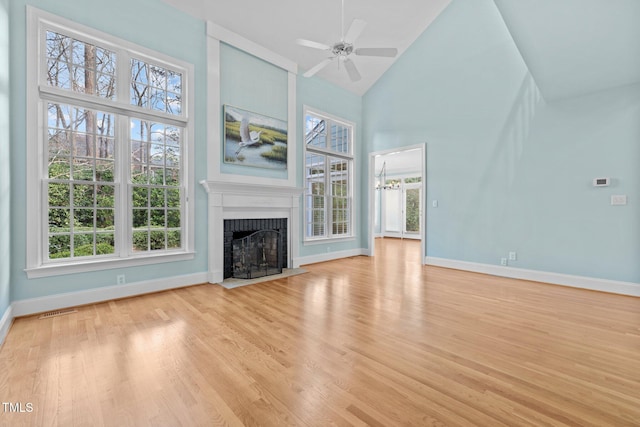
[
  {"xmin": 296, "ymin": 248, "xmax": 367, "ymax": 266},
  {"xmin": 11, "ymin": 272, "xmax": 209, "ymax": 317},
  {"xmin": 0, "ymin": 305, "xmax": 13, "ymax": 347},
  {"xmin": 208, "ymin": 270, "xmax": 223, "ymax": 285},
  {"xmin": 425, "ymin": 257, "xmax": 640, "ymax": 297}
]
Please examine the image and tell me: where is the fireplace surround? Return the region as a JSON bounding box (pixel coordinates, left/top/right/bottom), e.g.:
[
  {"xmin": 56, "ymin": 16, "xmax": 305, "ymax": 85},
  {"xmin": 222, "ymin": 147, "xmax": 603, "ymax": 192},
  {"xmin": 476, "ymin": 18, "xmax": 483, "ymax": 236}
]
[{"xmin": 200, "ymin": 181, "xmax": 304, "ymax": 284}]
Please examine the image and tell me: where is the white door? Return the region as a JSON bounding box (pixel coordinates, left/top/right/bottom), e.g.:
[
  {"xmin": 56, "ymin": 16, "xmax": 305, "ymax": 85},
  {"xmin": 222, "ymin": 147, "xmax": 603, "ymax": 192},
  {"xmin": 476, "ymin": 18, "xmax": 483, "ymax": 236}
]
[
  {"xmin": 402, "ymin": 183, "xmax": 421, "ymax": 240},
  {"xmin": 383, "ymin": 189, "xmax": 402, "ymax": 238},
  {"xmin": 382, "ymin": 182, "xmax": 422, "ymax": 240}
]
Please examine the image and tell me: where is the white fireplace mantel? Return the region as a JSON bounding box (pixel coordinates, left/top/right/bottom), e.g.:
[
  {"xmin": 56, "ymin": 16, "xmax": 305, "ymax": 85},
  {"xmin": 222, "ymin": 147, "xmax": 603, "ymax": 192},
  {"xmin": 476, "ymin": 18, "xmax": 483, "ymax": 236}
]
[{"xmin": 200, "ymin": 180, "xmax": 304, "ymax": 283}]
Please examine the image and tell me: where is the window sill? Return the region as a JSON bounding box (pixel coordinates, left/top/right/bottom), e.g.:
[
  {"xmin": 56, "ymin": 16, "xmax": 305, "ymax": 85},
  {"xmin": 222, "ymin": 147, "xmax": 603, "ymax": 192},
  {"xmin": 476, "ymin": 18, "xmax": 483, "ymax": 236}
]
[
  {"xmin": 25, "ymin": 251, "xmax": 196, "ymax": 279},
  {"xmin": 303, "ymin": 236, "xmax": 356, "ymax": 246}
]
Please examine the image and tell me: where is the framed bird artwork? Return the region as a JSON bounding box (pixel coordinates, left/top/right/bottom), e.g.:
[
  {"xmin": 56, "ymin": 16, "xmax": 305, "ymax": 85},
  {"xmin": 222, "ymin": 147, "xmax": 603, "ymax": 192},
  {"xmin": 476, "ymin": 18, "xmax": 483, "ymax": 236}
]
[{"xmin": 223, "ymin": 105, "xmax": 288, "ymax": 170}]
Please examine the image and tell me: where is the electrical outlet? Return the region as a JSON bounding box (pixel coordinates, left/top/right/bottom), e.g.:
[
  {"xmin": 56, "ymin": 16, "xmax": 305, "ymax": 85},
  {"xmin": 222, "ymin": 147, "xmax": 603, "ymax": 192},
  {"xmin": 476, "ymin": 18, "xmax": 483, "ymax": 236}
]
[
  {"xmin": 432, "ymin": 200, "xmax": 438, "ymax": 208},
  {"xmin": 500, "ymin": 258, "xmax": 507, "ymax": 266},
  {"xmin": 509, "ymin": 251, "xmax": 517, "ymax": 261},
  {"xmin": 117, "ymin": 274, "xmax": 125, "ymax": 285}
]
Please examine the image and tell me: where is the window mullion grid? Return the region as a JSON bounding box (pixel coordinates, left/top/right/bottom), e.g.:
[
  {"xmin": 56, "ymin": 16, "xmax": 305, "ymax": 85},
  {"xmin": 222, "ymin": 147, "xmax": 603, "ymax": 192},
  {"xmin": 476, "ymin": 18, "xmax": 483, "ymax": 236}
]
[
  {"xmin": 38, "ymin": 88, "xmax": 186, "ymax": 133},
  {"xmin": 321, "ymin": 153, "xmax": 329, "ymax": 239},
  {"xmin": 40, "ymin": 180, "xmax": 48, "ymax": 264},
  {"xmin": 348, "ymin": 163, "xmax": 353, "ymax": 236},
  {"xmin": 116, "ymin": 113, "xmax": 129, "ymax": 258},
  {"xmin": 347, "ymin": 195, "xmax": 353, "ymax": 236},
  {"xmin": 177, "ymin": 127, "xmax": 186, "ymax": 249},
  {"xmin": 162, "ymin": 132, "xmax": 168, "ymax": 251},
  {"xmin": 31, "ymin": 9, "xmax": 193, "ymax": 272},
  {"xmin": 39, "ymin": 100, "xmax": 50, "ymax": 264},
  {"xmin": 326, "ymin": 153, "xmax": 332, "ymax": 239},
  {"xmin": 91, "ymin": 180, "xmax": 99, "ymax": 256},
  {"xmin": 116, "ymin": 48, "xmax": 130, "ymax": 107},
  {"xmin": 306, "ymin": 145, "xmax": 352, "ymax": 161},
  {"xmin": 304, "ymin": 111, "xmax": 353, "ymax": 241}
]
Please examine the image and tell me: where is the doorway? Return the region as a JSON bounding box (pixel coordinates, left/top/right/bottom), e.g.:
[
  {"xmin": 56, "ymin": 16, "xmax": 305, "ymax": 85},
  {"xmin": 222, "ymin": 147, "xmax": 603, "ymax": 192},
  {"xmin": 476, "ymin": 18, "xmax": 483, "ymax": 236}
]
[
  {"xmin": 368, "ymin": 144, "xmax": 426, "ymax": 263},
  {"xmin": 380, "ymin": 177, "xmax": 422, "ymax": 240}
]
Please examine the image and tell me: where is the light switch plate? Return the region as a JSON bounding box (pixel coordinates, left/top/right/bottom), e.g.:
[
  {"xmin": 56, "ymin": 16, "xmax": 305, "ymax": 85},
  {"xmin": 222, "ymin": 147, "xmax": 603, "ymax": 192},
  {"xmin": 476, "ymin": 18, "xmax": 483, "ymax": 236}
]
[{"xmin": 611, "ymin": 195, "xmax": 627, "ymax": 206}]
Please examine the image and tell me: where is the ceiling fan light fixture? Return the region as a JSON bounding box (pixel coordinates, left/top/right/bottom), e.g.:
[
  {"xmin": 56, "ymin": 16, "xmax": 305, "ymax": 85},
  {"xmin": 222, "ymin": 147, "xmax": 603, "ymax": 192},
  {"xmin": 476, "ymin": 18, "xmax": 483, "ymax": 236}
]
[
  {"xmin": 332, "ymin": 42, "xmax": 354, "ymax": 57},
  {"xmin": 297, "ymin": 0, "xmax": 396, "ymax": 82}
]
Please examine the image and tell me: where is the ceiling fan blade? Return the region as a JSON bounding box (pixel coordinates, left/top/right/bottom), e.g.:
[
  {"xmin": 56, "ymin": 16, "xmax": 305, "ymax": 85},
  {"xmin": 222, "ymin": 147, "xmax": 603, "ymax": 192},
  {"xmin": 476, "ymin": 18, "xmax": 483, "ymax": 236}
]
[
  {"xmin": 354, "ymin": 47, "xmax": 398, "ymax": 58},
  {"xmin": 303, "ymin": 57, "xmax": 335, "ymax": 78},
  {"xmin": 343, "ymin": 58, "xmax": 361, "ymax": 82},
  {"xmin": 296, "ymin": 38, "xmax": 331, "ymax": 51},
  {"xmin": 343, "ymin": 19, "xmax": 366, "ymax": 44}
]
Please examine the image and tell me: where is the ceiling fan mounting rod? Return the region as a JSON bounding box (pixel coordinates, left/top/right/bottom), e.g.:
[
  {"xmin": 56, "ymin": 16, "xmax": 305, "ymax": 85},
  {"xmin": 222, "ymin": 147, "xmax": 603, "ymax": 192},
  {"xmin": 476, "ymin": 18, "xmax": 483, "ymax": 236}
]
[{"xmin": 341, "ymin": 0, "xmax": 345, "ymax": 41}]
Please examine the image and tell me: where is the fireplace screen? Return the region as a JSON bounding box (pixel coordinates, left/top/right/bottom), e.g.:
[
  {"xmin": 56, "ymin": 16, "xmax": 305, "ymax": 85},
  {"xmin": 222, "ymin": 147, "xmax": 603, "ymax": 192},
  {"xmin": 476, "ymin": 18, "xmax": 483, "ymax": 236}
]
[{"xmin": 232, "ymin": 230, "xmax": 283, "ymax": 279}]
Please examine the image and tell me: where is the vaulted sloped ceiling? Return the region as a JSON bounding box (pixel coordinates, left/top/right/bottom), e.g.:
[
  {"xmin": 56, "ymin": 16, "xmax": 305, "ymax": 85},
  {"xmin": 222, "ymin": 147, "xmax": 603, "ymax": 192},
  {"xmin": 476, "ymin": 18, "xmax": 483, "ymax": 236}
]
[
  {"xmin": 163, "ymin": 0, "xmax": 640, "ymax": 100},
  {"xmin": 493, "ymin": 0, "xmax": 640, "ymax": 100},
  {"xmin": 161, "ymin": 0, "xmax": 452, "ymax": 96}
]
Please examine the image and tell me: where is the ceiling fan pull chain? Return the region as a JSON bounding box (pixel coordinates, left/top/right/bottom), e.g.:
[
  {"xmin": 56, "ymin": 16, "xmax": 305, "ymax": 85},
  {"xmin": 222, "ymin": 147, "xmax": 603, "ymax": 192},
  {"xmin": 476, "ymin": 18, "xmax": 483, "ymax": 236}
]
[{"xmin": 341, "ymin": 0, "xmax": 345, "ymax": 41}]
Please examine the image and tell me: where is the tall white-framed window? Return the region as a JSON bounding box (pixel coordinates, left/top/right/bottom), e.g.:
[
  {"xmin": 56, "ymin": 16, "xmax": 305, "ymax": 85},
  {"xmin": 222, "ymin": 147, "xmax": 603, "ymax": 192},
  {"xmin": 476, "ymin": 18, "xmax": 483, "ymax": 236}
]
[
  {"xmin": 303, "ymin": 107, "xmax": 354, "ymax": 242},
  {"xmin": 25, "ymin": 7, "xmax": 195, "ymax": 278}
]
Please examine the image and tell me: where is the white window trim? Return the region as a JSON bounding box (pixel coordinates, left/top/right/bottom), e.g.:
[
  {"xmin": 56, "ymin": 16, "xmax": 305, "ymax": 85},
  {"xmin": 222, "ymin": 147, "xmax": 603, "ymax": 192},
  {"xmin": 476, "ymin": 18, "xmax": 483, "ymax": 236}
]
[
  {"xmin": 25, "ymin": 6, "xmax": 195, "ymax": 278},
  {"xmin": 303, "ymin": 105, "xmax": 356, "ymax": 243},
  {"xmin": 303, "ymin": 236, "xmax": 357, "ymax": 246}
]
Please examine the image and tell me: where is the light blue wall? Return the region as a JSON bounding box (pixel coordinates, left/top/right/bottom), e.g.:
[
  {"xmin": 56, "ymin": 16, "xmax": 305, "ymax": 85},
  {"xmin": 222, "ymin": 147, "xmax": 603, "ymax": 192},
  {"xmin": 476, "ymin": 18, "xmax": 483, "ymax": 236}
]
[
  {"xmin": 502, "ymin": 84, "xmax": 640, "ymax": 281},
  {"xmin": 296, "ymin": 74, "xmax": 364, "ymax": 257},
  {"xmin": 363, "ymin": 0, "xmax": 639, "ymax": 283},
  {"xmin": 9, "ymin": 0, "xmax": 209, "ymax": 301},
  {"xmin": 219, "ymin": 43, "xmax": 288, "ymax": 180},
  {"xmin": 10, "ymin": 0, "xmax": 633, "ymax": 306},
  {"xmin": 0, "ymin": 0, "xmax": 10, "ymax": 316},
  {"xmin": 7, "ymin": 0, "xmax": 366, "ymax": 303}
]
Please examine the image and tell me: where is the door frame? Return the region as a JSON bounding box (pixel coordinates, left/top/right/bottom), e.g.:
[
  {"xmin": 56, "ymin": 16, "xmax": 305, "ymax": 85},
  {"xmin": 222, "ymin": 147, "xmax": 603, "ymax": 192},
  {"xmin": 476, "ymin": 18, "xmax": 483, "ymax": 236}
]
[{"xmin": 368, "ymin": 143, "xmax": 427, "ymax": 264}]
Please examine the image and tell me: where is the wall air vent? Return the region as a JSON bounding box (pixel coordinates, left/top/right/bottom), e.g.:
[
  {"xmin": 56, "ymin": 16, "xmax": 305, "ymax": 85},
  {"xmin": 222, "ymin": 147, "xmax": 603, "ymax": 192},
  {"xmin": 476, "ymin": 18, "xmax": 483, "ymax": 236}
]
[{"xmin": 593, "ymin": 177, "xmax": 610, "ymax": 187}]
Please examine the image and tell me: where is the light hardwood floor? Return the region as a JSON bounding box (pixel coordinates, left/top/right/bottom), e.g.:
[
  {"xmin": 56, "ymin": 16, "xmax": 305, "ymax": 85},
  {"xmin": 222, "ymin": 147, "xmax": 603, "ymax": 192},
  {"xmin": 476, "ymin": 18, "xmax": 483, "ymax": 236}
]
[{"xmin": 1, "ymin": 238, "xmax": 639, "ymax": 426}]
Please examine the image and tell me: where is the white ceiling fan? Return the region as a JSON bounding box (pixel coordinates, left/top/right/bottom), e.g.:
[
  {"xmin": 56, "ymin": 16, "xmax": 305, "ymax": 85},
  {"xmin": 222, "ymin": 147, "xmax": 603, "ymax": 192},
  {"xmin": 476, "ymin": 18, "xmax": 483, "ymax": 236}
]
[{"xmin": 296, "ymin": 0, "xmax": 398, "ymax": 82}]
